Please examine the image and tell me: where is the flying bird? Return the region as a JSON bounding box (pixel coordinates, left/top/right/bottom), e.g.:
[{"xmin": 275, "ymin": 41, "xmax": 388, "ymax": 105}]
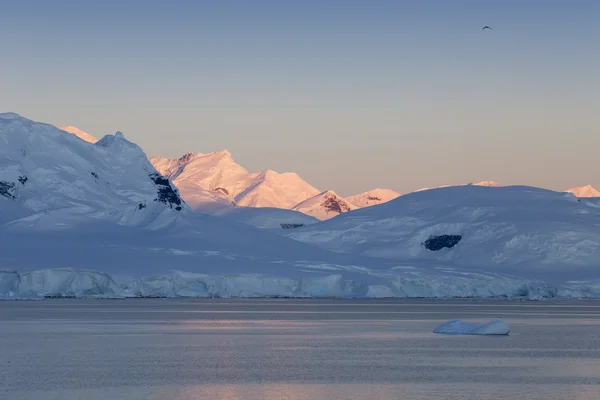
[{"xmin": 482, "ymin": 26, "xmax": 492, "ymax": 31}]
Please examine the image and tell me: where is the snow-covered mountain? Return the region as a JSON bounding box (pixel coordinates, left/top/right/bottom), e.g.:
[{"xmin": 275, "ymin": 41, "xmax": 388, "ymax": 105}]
[
  {"xmin": 58, "ymin": 125, "xmax": 98, "ymax": 144},
  {"xmin": 1, "ymin": 113, "xmax": 185, "ymax": 230},
  {"xmin": 564, "ymin": 185, "xmax": 600, "ymax": 198},
  {"xmin": 150, "ymin": 151, "xmax": 320, "ymax": 211},
  {"xmin": 292, "ymin": 190, "xmax": 357, "ymax": 220},
  {"xmin": 3, "ymin": 113, "xmax": 464, "ymax": 299},
  {"xmin": 5, "ymin": 114, "xmax": 600, "ymax": 300},
  {"xmin": 287, "ymin": 185, "xmax": 600, "ymax": 284},
  {"xmin": 345, "ymin": 188, "xmax": 400, "ymax": 208}
]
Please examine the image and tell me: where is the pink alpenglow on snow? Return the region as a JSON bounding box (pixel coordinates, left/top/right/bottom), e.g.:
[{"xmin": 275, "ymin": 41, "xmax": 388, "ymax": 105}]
[
  {"xmin": 58, "ymin": 126, "xmax": 98, "ymax": 144},
  {"xmin": 345, "ymin": 188, "xmax": 400, "ymax": 208},
  {"xmin": 413, "ymin": 181, "xmax": 501, "ymax": 193},
  {"xmin": 292, "ymin": 190, "xmax": 357, "ymax": 220},
  {"xmin": 564, "ymin": 185, "xmax": 600, "ymax": 198},
  {"xmin": 150, "ymin": 151, "xmax": 320, "ymax": 211}
]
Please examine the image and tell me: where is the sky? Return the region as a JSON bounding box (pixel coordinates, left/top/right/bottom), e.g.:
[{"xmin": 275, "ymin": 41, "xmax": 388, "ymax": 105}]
[{"xmin": 1, "ymin": 0, "xmax": 598, "ymax": 196}]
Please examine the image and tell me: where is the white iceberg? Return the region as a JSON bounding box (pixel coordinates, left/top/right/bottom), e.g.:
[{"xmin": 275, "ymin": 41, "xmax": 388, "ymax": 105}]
[{"xmin": 433, "ymin": 319, "xmax": 510, "ymax": 335}]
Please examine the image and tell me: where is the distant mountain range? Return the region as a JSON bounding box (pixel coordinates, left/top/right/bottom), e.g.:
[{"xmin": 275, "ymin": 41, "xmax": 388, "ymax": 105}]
[
  {"xmin": 56, "ymin": 126, "xmax": 600, "ymax": 221},
  {"xmin": 564, "ymin": 185, "xmax": 600, "ymax": 198},
  {"xmin": 150, "ymin": 151, "xmax": 320, "ymax": 212}
]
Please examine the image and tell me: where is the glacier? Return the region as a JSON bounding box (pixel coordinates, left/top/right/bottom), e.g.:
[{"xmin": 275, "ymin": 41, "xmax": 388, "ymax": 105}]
[
  {"xmin": 3, "ymin": 113, "xmax": 600, "ymax": 300},
  {"xmin": 0, "ymin": 268, "xmax": 566, "ymax": 300}
]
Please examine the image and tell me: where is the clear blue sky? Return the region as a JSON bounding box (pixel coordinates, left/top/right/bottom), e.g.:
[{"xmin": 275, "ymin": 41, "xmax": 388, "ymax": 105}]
[{"xmin": 1, "ymin": 0, "xmax": 598, "ymax": 196}]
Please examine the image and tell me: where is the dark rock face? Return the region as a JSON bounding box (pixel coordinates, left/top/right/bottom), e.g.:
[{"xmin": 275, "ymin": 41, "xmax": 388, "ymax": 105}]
[
  {"xmin": 281, "ymin": 223, "xmax": 304, "ymax": 229},
  {"xmin": 91, "ymin": 172, "xmax": 99, "ymax": 179},
  {"xmin": 322, "ymin": 197, "xmax": 352, "ymax": 214},
  {"xmin": 367, "ymin": 196, "xmax": 382, "ymax": 201},
  {"xmin": 149, "ymin": 173, "xmax": 183, "ymax": 211},
  {"xmin": 0, "ymin": 181, "xmax": 16, "ymax": 199},
  {"xmin": 422, "ymin": 235, "xmax": 462, "ymax": 251},
  {"xmin": 178, "ymin": 152, "xmax": 194, "ymax": 164},
  {"xmin": 18, "ymin": 176, "xmax": 28, "ymax": 185},
  {"xmin": 138, "ymin": 203, "xmax": 147, "ymax": 210}
]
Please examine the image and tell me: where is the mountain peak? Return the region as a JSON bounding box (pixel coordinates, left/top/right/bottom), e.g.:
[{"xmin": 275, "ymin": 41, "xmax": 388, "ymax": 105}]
[
  {"xmin": 215, "ymin": 149, "xmax": 231, "ymax": 157},
  {"xmin": 1, "ymin": 114, "xmax": 187, "ymax": 230},
  {"xmin": 292, "ymin": 189, "xmax": 356, "ymax": 220},
  {"xmin": 321, "ymin": 189, "xmax": 338, "ymax": 197},
  {"xmin": 564, "ymin": 185, "xmax": 600, "ymax": 198},
  {"xmin": 95, "ymin": 131, "xmax": 146, "ymax": 160},
  {"xmin": 0, "ymin": 112, "xmax": 22, "ymax": 120}
]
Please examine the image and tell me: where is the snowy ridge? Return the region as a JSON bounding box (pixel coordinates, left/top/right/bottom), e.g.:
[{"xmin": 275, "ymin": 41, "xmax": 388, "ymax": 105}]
[
  {"xmin": 469, "ymin": 181, "xmax": 501, "ymax": 187},
  {"xmin": 564, "ymin": 185, "xmax": 600, "ymax": 198},
  {"xmin": 413, "ymin": 181, "xmax": 501, "ymax": 193},
  {"xmin": 345, "ymin": 188, "xmax": 400, "ymax": 208},
  {"xmin": 213, "ymin": 206, "xmax": 319, "ymax": 229},
  {"xmin": 234, "ymin": 170, "xmax": 320, "ymax": 209},
  {"xmin": 292, "ymin": 190, "xmax": 357, "ymax": 220},
  {"xmin": 58, "ymin": 126, "xmax": 98, "ymax": 144},
  {"xmin": 286, "ymin": 185, "xmax": 600, "ymax": 284},
  {"xmin": 0, "ymin": 113, "xmax": 186, "ymax": 231},
  {"xmin": 150, "ymin": 152, "xmax": 320, "ymax": 211}
]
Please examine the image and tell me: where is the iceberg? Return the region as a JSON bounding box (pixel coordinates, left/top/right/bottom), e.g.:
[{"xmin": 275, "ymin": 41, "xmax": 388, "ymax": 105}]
[{"xmin": 433, "ymin": 319, "xmax": 510, "ymax": 335}]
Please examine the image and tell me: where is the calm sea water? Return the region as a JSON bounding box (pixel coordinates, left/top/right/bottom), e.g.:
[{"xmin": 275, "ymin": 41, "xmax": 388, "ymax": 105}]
[{"xmin": 1, "ymin": 298, "xmax": 600, "ymax": 400}]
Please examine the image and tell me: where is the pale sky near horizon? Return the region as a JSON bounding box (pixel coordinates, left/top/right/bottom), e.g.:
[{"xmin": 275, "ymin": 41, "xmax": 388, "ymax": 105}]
[{"xmin": 1, "ymin": 0, "xmax": 598, "ymax": 196}]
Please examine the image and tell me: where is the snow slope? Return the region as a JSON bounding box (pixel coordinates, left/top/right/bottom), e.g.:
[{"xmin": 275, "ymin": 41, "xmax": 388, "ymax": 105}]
[
  {"xmin": 413, "ymin": 181, "xmax": 501, "ymax": 193},
  {"xmin": 5, "ymin": 113, "xmax": 558, "ymax": 300},
  {"xmin": 58, "ymin": 126, "xmax": 98, "ymax": 144},
  {"xmin": 292, "ymin": 190, "xmax": 357, "ymax": 220},
  {"xmin": 234, "ymin": 170, "xmax": 320, "ymax": 209},
  {"xmin": 213, "ymin": 206, "xmax": 319, "ymax": 229},
  {"xmin": 3, "ymin": 113, "xmax": 600, "ymax": 299},
  {"xmin": 150, "ymin": 152, "xmax": 319, "ymax": 211},
  {"xmin": 564, "ymin": 185, "xmax": 600, "ymax": 198},
  {"xmin": 286, "ymin": 185, "xmax": 600, "ymax": 283},
  {"xmin": 345, "ymin": 188, "xmax": 400, "ymax": 208},
  {"xmin": 0, "ymin": 113, "xmax": 403, "ymax": 297},
  {"xmin": 470, "ymin": 181, "xmax": 501, "ymax": 187},
  {"xmin": 1, "ymin": 113, "xmax": 185, "ymax": 230}
]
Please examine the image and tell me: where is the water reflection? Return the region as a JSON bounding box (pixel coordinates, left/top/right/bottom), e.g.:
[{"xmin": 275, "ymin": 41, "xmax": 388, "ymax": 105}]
[
  {"xmin": 3, "ymin": 299, "xmax": 600, "ymax": 400},
  {"xmin": 34, "ymin": 383, "xmax": 600, "ymax": 400}
]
